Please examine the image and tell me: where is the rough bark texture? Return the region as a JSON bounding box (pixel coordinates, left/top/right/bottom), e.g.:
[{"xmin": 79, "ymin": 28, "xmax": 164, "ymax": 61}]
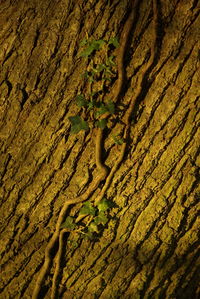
[{"xmin": 0, "ymin": 0, "xmax": 199, "ymax": 298}]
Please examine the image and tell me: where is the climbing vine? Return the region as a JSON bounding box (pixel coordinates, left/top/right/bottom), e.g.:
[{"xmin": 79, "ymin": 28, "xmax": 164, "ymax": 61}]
[
  {"xmin": 32, "ymin": 0, "xmax": 158, "ymax": 298},
  {"xmin": 65, "ymin": 37, "xmax": 119, "ymax": 240}
]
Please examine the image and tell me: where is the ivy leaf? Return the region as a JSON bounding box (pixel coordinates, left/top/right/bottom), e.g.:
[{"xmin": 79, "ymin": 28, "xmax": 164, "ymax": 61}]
[
  {"xmin": 88, "ymin": 222, "xmax": 99, "ymax": 233},
  {"xmin": 68, "ymin": 115, "xmax": 81, "ymax": 126},
  {"xmin": 87, "ymin": 99, "xmax": 98, "ymax": 110},
  {"xmin": 79, "ymin": 38, "xmax": 88, "ymax": 47},
  {"xmin": 95, "ymin": 101, "xmax": 115, "ymax": 118},
  {"xmin": 60, "ymin": 216, "xmax": 76, "ymax": 230},
  {"xmin": 93, "ymin": 39, "xmax": 106, "ymax": 49},
  {"xmin": 76, "ymin": 94, "xmax": 88, "ymax": 107},
  {"xmin": 79, "ymin": 40, "xmax": 105, "ymax": 57},
  {"xmin": 108, "ymin": 37, "xmax": 119, "ymax": 48},
  {"xmin": 83, "ymin": 231, "xmax": 94, "ymax": 240},
  {"xmin": 79, "ymin": 201, "xmax": 97, "ymax": 216},
  {"xmin": 95, "ymin": 118, "xmax": 107, "ymax": 129},
  {"xmin": 79, "ymin": 45, "xmax": 96, "ymax": 57},
  {"xmin": 97, "ymin": 198, "xmax": 113, "ymax": 212},
  {"xmin": 106, "ymin": 100, "xmax": 115, "ymax": 114},
  {"xmin": 68, "ymin": 115, "xmax": 89, "ymax": 134},
  {"xmin": 94, "ymin": 211, "xmax": 108, "ymax": 225},
  {"xmin": 96, "ymin": 103, "xmax": 108, "ymax": 117}
]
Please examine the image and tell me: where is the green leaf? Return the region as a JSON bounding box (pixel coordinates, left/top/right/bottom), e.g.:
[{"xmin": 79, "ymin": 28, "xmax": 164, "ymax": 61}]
[
  {"xmin": 76, "ymin": 94, "xmax": 88, "ymax": 107},
  {"xmin": 68, "ymin": 115, "xmax": 89, "ymax": 134},
  {"xmin": 79, "ymin": 38, "xmax": 88, "ymax": 47},
  {"xmin": 97, "ymin": 197, "xmax": 112, "ymax": 212},
  {"xmin": 93, "ymin": 39, "xmax": 106, "ymax": 48},
  {"xmin": 95, "ymin": 101, "xmax": 115, "ymax": 118},
  {"xmin": 69, "ymin": 115, "xmax": 81, "ymax": 125},
  {"xmin": 96, "ymin": 103, "xmax": 108, "ymax": 117},
  {"xmin": 108, "ymin": 37, "xmax": 119, "ymax": 48},
  {"xmin": 60, "ymin": 216, "xmax": 76, "ymax": 230},
  {"xmin": 106, "ymin": 100, "xmax": 115, "ymax": 114},
  {"xmin": 88, "ymin": 222, "xmax": 99, "ymax": 233},
  {"xmin": 87, "ymin": 99, "xmax": 98, "ymax": 110},
  {"xmin": 79, "ymin": 45, "xmax": 96, "ymax": 57},
  {"xmin": 79, "ymin": 201, "xmax": 97, "ymax": 216},
  {"xmin": 83, "ymin": 231, "xmax": 94, "ymax": 240},
  {"xmin": 92, "ymin": 39, "xmax": 105, "ymax": 51},
  {"xmin": 94, "ymin": 211, "xmax": 108, "ymax": 225},
  {"xmin": 95, "ymin": 118, "xmax": 107, "ymax": 129},
  {"xmin": 79, "ymin": 40, "xmax": 105, "ymax": 57}
]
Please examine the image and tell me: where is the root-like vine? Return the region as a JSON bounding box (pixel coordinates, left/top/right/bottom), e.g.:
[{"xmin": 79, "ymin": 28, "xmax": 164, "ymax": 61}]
[
  {"xmin": 32, "ymin": 0, "xmax": 157, "ymax": 298},
  {"xmin": 95, "ymin": 0, "xmax": 157, "ymax": 205},
  {"xmin": 32, "ymin": 158, "xmax": 107, "ymax": 299}
]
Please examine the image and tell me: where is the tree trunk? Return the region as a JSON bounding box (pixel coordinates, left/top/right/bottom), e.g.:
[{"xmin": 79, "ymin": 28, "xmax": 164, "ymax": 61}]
[{"xmin": 0, "ymin": 0, "xmax": 199, "ymax": 298}]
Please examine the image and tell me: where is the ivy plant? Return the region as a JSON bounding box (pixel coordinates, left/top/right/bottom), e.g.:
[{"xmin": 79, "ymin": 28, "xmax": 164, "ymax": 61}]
[
  {"xmin": 67, "ymin": 36, "xmax": 119, "ymax": 239},
  {"xmin": 61, "ymin": 197, "xmax": 114, "ymax": 240},
  {"xmin": 68, "ymin": 36, "xmax": 119, "ymax": 134}
]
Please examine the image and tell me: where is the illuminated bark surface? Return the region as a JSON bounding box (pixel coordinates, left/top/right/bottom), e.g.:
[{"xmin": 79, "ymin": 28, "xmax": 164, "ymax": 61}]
[{"xmin": 0, "ymin": 0, "xmax": 199, "ymax": 298}]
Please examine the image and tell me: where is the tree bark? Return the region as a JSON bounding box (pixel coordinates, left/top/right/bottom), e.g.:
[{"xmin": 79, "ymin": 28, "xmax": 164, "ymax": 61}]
[{"xmin": 0, "ymin": 0, "xmax": 199, "ymax": 298}]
